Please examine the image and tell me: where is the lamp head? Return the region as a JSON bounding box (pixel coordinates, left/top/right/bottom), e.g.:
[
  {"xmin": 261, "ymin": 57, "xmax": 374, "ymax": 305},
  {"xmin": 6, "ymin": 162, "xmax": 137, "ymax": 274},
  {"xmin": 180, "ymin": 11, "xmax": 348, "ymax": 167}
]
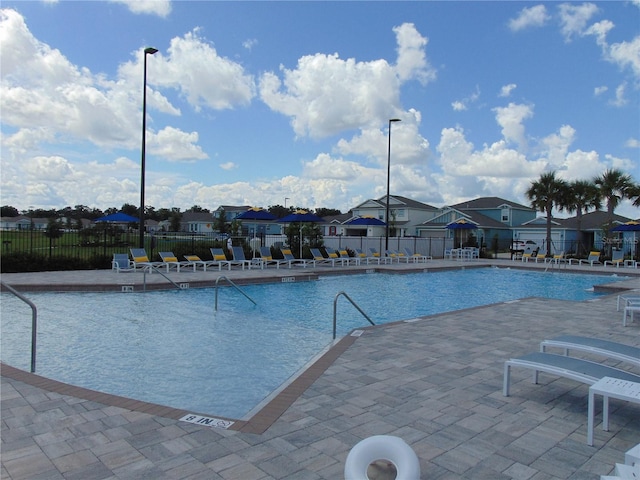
[
  {"xmin": 389, "ymin": 118, "xmax": 401, "ymax": 123},
  {"xmin": 144, "ymin": 47, "xmax": 158, "ymax": 55}
]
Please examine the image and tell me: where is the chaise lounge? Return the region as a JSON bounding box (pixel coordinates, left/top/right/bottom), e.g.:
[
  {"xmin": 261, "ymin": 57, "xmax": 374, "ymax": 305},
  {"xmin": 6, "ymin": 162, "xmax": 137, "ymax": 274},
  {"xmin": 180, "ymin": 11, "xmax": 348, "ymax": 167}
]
[
  {"xmin": 540, "ymin": 335, "xmax": 640, "ymax": 368},
  {"xmin": 503, "ymin": 351, "xmax": 640, "ymax": 397}
]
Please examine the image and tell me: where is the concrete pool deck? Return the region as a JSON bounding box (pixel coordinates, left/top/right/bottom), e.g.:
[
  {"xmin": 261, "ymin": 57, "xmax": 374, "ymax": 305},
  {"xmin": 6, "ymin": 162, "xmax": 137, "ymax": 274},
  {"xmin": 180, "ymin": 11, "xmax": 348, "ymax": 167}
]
[{"xmin": 2, "ymin": 259, "xmax": 639, "ymax": 479}]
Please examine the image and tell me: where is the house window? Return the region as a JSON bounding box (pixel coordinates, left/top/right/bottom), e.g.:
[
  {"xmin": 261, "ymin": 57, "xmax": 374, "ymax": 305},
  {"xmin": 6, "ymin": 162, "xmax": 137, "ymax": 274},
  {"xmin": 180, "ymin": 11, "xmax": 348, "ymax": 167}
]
[{"xmin": 501, "ymin": 208, "xmax": 509, "ymax": 223}]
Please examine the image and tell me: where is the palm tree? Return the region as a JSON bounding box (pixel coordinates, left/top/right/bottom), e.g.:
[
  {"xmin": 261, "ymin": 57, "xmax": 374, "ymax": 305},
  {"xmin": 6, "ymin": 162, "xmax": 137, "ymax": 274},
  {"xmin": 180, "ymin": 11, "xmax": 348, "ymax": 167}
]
[
  {"xmin": 594, "ymin": 168, "xmax": 634, "ymax": 226},
  {"xmin": 563, "ymin": 180, "xmax": 601, "ymax": 256},
  {"xmin": 526, "ymin": 171, "xmax": 568, "ymax": 257}
]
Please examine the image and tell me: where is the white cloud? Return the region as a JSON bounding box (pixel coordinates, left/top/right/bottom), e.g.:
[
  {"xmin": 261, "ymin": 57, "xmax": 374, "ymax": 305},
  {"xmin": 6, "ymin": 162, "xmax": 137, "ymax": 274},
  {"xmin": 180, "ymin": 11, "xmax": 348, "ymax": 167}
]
[
  {"xmin": 499, "ymin": 84, "xmax": 517, "ymax": 97},
  {"xmin": 607, "ymin": 35, "xmax": 640, "ymax": 78},
  {"xmin": 508, "ymin": 5, "xmax": 550, "ymax": 31},
  {"xmin": 109, "ymin": 0, "xmax": 171, "ymax": 17},
  {"xmin": 594, "ymin": 85, "xmax": 608, "ymax": 96},
  {"xmin": 149, "ymin": 126, "xmax": 208, "ymax": 162},
  {"xmin": 608, "ymin": 82, "xmax": 628, "ymax": 107},
  {"xmin": 160, "ymin": 28, "xmax": 255, "ymax": 111},
  {"xmin": 540, "ymin": 124, "xmax": 576, "ymax": 169},
  {"xmin": 452, "ymin": 85, "xmax": 480, "ymax": 111},
  {"xmin": 219, "ymin": 162, "xmax": 237, "ymax": 170},
  {"xmin": 393, "ymin": 23, "xmax": 436, "ymax": 85},
  {"xmin": 259, "ymin": 23, "xmax": 434, "ymax": 138},
  {"xmin": 625, "ymin": 138, "xmax": 640, "ymax": 148},
  {"xmin": 558, "ymin": 2, "xmax": 600, "ymax": 42},
  {"xmin": 492, "ymin": 103, "xmax": 534, "ymax": 150},
  {"xmin": 243, "ymin": 38, "xmax": 258, "ymax": 51}
]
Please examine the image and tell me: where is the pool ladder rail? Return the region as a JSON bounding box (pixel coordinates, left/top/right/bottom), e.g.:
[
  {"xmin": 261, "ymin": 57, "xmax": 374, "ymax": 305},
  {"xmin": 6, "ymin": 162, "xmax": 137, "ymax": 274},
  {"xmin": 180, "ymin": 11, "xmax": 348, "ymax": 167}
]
[
  {"xmin": 333, "ymin": 291, "xmax": 375, "ymax": 339},
  {"xmin": 214, "ymin": 276, "xmax": 257, "ymax": 311},
  {"xmin": 1, "ymin": 281, "xmax": 37, "ymax": 372}
]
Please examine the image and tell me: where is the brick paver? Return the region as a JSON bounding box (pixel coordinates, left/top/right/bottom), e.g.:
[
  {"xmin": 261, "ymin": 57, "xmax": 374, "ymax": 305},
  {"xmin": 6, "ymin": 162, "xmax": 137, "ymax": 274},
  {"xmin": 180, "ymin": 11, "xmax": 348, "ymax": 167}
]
[{"xmin": 2, "ymin": 261, "xmax": 639, "ymax": 478}]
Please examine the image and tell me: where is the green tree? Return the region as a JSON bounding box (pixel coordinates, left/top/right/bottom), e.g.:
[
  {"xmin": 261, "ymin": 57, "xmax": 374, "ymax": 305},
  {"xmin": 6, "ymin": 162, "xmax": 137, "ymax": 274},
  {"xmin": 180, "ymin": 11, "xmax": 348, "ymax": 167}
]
[
  {"xmin": 268, "ymin": 204, "xmax": 293, "ymax": 219},
  {"xmin": 526, "ymin": 171, "xmax": 568, "ymax": 257},
  {"xmin": 315, "ymin": 207, "xmax": 341, "ymax": 217},
  {"xmin": 594, "ymin": 168, "xmax": 635, "ymax": 227},
  {"xmin": 215, "ymin": 209, "xmax": 228, "ymax": 233},
  {"xmin": 1, "ymin": 205, "xmax": 19, "ymax": 216},
  {"xmin": 169, "ymin": 212, "xmax": 181, "ymax": 232},
  {"xmin": 121, "ymin": 203, "xmax": 138, "ymax": 217},
  {"xmin": 563, "ymin": 180, "xmax": 601, "ymax": 256},
  {"xmin": 43, "ymin": 218, "xmax": 64, "ymax": 244}
]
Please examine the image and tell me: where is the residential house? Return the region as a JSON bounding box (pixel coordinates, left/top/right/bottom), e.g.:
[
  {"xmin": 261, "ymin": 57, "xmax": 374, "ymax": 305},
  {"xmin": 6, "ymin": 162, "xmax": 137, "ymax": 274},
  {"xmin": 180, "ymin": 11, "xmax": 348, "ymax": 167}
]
[
  {"xmin": 417, "ymin": 197, "xmax": 536, "ymax": 249},
  {"xmin": 0, "ymin": 216, "xmax": 49, "ymax": 231},
  {"xmin": 350, "ymin": 195, "xmax": 439, "ymax": 237},
  {"xmin": 180, "ymin": 212, "xmax": 215, "ymax": 233}
]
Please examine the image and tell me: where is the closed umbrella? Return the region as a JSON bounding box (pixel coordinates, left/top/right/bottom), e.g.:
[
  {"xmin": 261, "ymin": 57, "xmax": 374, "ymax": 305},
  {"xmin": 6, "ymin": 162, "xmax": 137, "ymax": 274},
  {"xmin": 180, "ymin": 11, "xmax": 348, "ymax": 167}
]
[{"xmin": 279, "ymin": 210, "xmax": 324, "ymax": 257}]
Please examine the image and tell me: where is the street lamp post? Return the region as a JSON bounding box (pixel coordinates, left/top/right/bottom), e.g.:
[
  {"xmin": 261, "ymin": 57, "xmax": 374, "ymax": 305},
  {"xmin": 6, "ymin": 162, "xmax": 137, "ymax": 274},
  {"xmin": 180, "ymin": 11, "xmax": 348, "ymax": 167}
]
[
  {"xmin": 385, "ymin": 118, "xmax": 401, "ymax": 251},
  {"xmin": 139, "ymin": 46, "xmax": 158, "ymax": 248}
]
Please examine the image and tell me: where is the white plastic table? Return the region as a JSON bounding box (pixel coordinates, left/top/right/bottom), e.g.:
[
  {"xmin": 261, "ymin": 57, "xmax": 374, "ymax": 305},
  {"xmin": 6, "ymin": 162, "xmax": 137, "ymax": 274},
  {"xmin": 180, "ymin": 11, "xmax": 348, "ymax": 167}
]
[{"xmin": 587, "ymin": 377, "xmax": 640, "ymax": 446}]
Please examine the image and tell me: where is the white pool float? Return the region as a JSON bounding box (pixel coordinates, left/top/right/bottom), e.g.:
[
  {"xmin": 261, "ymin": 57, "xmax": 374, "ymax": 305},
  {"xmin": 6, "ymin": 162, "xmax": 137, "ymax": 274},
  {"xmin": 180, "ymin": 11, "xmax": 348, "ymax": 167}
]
[{"xmin": 344, "ymin": 435, "xmax": 421, "ymax": 479}]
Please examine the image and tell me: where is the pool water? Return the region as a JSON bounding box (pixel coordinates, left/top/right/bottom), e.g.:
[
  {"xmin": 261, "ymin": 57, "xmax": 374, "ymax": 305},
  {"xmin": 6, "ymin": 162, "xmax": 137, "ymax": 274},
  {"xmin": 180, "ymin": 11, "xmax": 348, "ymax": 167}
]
[{"xmin": 1, "ymin": 268, "xmax": 625, "ymax": 419}]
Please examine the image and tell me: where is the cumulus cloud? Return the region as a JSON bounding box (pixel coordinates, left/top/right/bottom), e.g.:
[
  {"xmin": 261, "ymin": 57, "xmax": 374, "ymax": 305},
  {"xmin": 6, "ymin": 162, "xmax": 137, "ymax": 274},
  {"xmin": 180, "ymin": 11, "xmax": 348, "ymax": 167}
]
[
  {"xmin": 558, "ymin": 2, "xmax": 600, "ymax": 42},
  {"xmin": 452, "ymin": 85, "xmax": 480, "ymax": 111},
  {"xmin": 492, "ymin": 103, "xmax": 534, "ymax": 150},
  {"xmin": 608, "ymin": 83, "xmax": 628, "ymax": 107},
  {"xmin": 508, "ymin": 5, "xmax": 550, "ymax": 31},
  {"xmin": 109, "ymin": 0, "xmax": 171, "ymax": 17},
  {"xmin": 259, "ymin": 22, "xmax": 434, "ymax": 138},
  {"xmin": 159, "ymin": 28, "xmax": 255, "ymax": 111},
  {"xmin": 499, "ymin": 84, "xmax": 517, "ymax": 97},
  {"xmin": 594, "ymin": 85, "xmax": 608, "ymax": 96}
]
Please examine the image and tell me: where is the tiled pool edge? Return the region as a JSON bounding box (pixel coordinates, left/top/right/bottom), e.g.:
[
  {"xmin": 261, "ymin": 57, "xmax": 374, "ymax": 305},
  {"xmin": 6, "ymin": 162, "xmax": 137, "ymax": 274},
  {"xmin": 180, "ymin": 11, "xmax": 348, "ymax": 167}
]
[{"xmin": 0, "ymin": 332, "xmax": 359, "ymax": 435}]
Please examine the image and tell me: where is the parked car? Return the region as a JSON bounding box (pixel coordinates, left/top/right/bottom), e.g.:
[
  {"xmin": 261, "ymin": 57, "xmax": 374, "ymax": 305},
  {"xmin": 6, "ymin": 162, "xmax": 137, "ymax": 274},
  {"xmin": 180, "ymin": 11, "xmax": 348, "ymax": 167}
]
[{"xmin": 511, "ymin": 240, "xmax": 537, "ymax": 251}]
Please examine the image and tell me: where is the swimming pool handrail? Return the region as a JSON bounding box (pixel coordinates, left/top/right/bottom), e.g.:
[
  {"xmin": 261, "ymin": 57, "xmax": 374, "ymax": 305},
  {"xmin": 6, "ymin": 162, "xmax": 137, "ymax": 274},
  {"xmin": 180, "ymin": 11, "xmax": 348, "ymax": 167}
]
[
  {"xmin": 142, "ymin": 266, "xmax": 182, "ymax": 291},
  {"xmin": 214, "ymin": 276, "xmax": 257, "ymax": 310},
  {"xmin": 1, "ymin": 281, "xmax": 37, "ymax": 372},
  {"xmin": 333, "ymin": 291, "xmax": 375, "ymax": 339}
]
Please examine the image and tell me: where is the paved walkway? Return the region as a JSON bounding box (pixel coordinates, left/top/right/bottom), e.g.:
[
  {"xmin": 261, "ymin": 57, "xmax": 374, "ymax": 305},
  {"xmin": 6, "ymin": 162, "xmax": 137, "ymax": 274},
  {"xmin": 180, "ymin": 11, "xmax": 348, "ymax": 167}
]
[{"xmin": 2, "ymin": 260, "xmax": 639, "ymax": 479}]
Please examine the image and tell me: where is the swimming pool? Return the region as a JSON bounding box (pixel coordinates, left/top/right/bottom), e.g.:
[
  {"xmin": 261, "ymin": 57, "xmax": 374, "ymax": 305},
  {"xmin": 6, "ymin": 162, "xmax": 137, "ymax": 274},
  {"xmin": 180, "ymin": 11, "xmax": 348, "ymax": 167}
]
[{"xmin": 1, "ymin": 268, "xmax": 626, "ymax": 419}]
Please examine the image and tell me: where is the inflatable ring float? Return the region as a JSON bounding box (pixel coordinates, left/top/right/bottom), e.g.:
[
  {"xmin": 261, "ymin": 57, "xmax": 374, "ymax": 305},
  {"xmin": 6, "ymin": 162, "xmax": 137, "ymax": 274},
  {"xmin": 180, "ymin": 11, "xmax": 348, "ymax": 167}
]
[{"xmin": 344, "ymin": 435, "xmax": 421, "ymax": 479}]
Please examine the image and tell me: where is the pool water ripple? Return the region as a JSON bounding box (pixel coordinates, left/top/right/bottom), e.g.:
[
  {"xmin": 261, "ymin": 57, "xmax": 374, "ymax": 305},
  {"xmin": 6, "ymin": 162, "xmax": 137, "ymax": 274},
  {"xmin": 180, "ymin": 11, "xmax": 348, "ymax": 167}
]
[{"xmin": 1, "ymin": 268, "xmax": 626, "ymax": 418}]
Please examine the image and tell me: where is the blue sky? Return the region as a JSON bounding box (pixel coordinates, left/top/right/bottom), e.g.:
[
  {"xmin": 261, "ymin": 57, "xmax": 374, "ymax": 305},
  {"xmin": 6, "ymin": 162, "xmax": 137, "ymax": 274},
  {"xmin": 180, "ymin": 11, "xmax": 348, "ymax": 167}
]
[{"xmin": 1, "ymin": 1, "xmax": 639, "ymax": 217}]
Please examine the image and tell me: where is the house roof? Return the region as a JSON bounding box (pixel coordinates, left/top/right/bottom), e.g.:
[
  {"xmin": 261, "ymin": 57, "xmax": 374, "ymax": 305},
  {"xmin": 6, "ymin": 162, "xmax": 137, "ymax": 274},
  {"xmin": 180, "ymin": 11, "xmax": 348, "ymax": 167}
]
[
  {"xmin": 420, "ymin": 208, "xmax": 509, "ymax": 230},
  {"xmin": 451, "ymin": 196, "xmax": 533, "ymax": 211},
  {"xmin": 558, "ymin": 210, "xmax": 632, "ymax": 230},
  {"xmin": 353, "ymin": 195, "xmax": 438, "ymax": 211},
  {"xmin": 181, "ymin": 212, "xmax": 214, "ymax": 222}
]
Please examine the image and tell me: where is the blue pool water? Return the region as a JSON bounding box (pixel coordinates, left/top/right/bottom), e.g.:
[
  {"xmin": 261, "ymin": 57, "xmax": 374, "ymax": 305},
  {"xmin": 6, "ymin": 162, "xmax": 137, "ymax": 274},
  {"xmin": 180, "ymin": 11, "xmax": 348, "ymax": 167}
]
[{"xmin": 1, "ymin": 268, "xmax": 626, "ymax": 419}]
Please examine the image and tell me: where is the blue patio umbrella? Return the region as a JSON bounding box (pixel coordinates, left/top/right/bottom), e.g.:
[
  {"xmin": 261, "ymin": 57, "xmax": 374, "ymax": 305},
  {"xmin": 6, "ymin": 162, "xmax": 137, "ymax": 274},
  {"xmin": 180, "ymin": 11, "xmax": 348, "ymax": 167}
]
[
  {"xmin": 279, "ymin": 210, "xmax": 325, "ymax": 257},
  {"xmin": 346, "ymin": 216, "xmax": 386, "ymax": 226},
  {"xmin": 446, "ymin": 218, "xmax": 478, "ymax": 248},
  {"xmin": 237, "ymin": 208, "xmax": 277, "ymax": 256},
  {"xmin": 93, "ymin": 212, "xmax": 139, "ymax": 223},
  {"xmin": 610, "ymin": 221, "xmax": 640, "ymax": 232}
]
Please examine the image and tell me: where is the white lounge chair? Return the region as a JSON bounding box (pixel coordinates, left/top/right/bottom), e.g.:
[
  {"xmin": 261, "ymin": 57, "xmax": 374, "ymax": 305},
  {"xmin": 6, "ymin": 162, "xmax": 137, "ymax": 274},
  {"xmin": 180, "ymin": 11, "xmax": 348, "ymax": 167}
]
[
  {"xmin": 129, "ymin": 248, "xmax": 161, "ymax": 272},
  {"xmin": 183, "ymin": 254, "xmax": 219, "ymax": 272},
  {"xmin": 280, "ymin": 248, "xmax": 315, "ymax": 268},
  {"xmin": 310, "ymin": 248, "xmax": 343, "ymax": 266},
  {"xmin": 540, "ymin": 335, "xmax": 640, "ymax": 368},
  {"xmin": 112, "ymin": 253, "xmax": 134, "ymax": 272},
  {"xmin": 604, "ymin": 250, "xmax": 624, "ymax": 268},
  {"xmin": 159, "ymin": 251, "xmax": 189, "ymax": 272},
  {"xmin": 230, "ymin": 246, "xmax": 253, "ymax": 270},
  {"xmin": 503, "ymin": 352, "xmax": 640, "ymax": 397},
  {"xmin": 403, "ymin": 248, "xmax": 431, "ymax": 263},
  {"xmin": 569, "ymin": 251, "xmax": 601, "ymax": 266},
  {"xmin": 258, "ymin": 247, "xmax": 288, "ymax": 269},
  {"xmin": 209, "ymin": 248, "xmax": 233, "ymax": 271}
]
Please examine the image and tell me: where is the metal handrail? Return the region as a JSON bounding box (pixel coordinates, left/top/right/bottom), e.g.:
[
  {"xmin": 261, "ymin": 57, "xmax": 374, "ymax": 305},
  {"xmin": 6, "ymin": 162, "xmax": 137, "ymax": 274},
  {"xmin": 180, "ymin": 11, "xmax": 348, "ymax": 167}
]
[
  {"xmin": 214, "ymin": 276, "xmax": 257, "ymax": 310},
  {"xmin": 142, "ymin": 265, "xmax": 182, "ymax": 291},
  {"xmin": 333, "ymin": 291, "xmax": 375, "ymax": 339},
  {"xmin": 1, "ymin": 282, "xmax": 37, "ymax": 372}
]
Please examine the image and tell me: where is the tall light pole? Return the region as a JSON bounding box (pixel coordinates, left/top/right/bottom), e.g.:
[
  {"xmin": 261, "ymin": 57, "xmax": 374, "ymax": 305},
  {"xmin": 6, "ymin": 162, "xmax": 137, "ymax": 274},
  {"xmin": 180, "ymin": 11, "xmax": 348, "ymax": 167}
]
[
  {"xmin": 139, "ymin": 46, "xmax": 158, "ymax": 248},
  {"xmin": 385, "ymin": 118, "xmax": 401, "ymax": 251}
]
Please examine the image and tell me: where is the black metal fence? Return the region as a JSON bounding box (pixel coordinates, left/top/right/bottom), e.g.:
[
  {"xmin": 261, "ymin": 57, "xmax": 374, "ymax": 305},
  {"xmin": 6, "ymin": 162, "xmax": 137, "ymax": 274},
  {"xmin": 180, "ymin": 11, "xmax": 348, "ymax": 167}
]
[{"xmin": 1, "ymin": 225, "xmax": 635, "ymax": 272}]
